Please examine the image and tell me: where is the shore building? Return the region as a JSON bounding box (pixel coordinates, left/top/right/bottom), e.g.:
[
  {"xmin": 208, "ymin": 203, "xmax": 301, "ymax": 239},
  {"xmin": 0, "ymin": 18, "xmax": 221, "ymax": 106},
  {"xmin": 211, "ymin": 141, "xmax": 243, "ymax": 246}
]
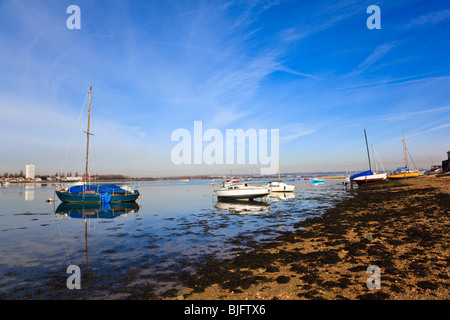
[{"xmin": 25, "ymin": 164, "xmax": 35, "ymax": 180}]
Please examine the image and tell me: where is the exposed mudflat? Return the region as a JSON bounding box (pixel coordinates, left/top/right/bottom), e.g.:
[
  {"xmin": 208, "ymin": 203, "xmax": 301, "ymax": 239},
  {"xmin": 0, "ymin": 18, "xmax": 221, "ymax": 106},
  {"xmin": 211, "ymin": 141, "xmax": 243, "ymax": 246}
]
[{"xmin": 170, "ymin": 176, "xmax": 449, "ymax": 300}]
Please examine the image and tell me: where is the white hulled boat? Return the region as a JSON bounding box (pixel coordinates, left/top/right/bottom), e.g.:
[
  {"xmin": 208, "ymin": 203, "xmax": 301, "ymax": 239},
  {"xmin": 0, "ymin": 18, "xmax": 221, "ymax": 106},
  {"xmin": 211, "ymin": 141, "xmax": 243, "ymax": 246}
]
[
  {"xmin": 212, "ymin": 181, "xmax": 271, "ymax": 200},
  {"xmin": 267, "ymin": 181, "xmax": 295, "ymax": 192},
  {"xmin": 350, "ymin": 129, "xmax": 387, "ymax": 186},
  {"xmin": 266, "ymin": 131, "xmax": 295, "ymax": 192}
]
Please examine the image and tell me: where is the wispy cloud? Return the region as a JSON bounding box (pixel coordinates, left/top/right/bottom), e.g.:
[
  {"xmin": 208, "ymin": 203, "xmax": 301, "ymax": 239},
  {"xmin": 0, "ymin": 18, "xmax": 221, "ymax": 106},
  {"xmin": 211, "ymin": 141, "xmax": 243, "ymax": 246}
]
[
  {"xmin": 276, "ymin": 65, "xmax": 323, "ymax": 80},
  {"xmin": 404, "ymin": 9, "xmax": 450, "ymax": 28},
  {"xmin": 350, "ymin": 42, "xmax": 399, "ymax": 76},
  {"xmin": 376, "ymin": 105, "xmax": 450, "ymax": 122},
  {"xmin": 409, "ymin": 123, "xmax": 450, "ymax": 138},
  {"xmin": 279, "ymin": 123, "xmax": 316, "ymax": 142}
]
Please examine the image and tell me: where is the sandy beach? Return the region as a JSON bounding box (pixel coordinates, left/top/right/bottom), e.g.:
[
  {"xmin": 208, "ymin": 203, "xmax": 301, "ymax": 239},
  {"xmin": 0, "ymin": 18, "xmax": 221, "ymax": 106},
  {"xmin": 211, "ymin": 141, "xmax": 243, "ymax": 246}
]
[{"xmin": 171, "ymin": 175, "xmax": 449, "ymax": 300}]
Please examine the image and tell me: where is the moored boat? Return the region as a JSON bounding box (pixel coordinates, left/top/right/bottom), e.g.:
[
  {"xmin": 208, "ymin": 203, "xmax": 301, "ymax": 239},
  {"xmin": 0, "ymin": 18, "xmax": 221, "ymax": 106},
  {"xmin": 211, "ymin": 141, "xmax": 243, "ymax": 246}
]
[
  {"xmin": 266, "ymin": 181, "xmax": 295, "ymax": 192},
  {"xmin": 350, "ymin": 129, "xmax": 387, "ymax": 186},
  {"xmin": 212, "ymin": 181, "xmax": 271, "ymax": 200},
  {"xmin": 266, "ymin": 131, "xmax": 295, "ymax": 192},
  {"xmin": 387, "ymin": 133, "xmax": 425, "ymax": 179},
  {"xmin": 350, "ymin": 170, "xmax": 387, "ymax": 185},
  {"xmin": 55, "ymin": 86, "xmax": 140, "ymax": 204},
  {"xmin": 387, "ymin": 167, "xmax": 425, "ymax": 179},
  {"xmin": 56, "ymin": 184, "xmax": 139, "ymax": 203}
]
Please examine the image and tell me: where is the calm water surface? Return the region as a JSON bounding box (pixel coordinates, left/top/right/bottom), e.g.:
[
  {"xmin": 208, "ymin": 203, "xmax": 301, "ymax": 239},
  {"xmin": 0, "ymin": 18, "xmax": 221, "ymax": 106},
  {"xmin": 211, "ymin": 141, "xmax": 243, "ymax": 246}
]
[{"xmin": 0, "ymin": 179, "xmax": 351, "ymax": 299}]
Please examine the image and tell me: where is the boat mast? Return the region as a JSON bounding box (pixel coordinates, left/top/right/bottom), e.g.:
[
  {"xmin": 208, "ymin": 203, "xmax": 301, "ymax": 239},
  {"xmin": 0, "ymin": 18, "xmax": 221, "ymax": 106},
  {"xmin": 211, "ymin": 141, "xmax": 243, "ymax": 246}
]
[
  {"xmin": 403, "ymin": 132, "xmax": 409, "ymax": 170},
  {"xmin": 372, "ymin": 144, "xmax": 377, "ymax": 173},
  {"xmin": 85, "ymin": 86, "xmax": 92, "ymax": 182},
  {"xmin": 277, "ymin": 131, "xmax": 280, "ymax": 182},
  {"xmin": 364, "ymin": 129, "xmax": 372, "ymax": 171}
]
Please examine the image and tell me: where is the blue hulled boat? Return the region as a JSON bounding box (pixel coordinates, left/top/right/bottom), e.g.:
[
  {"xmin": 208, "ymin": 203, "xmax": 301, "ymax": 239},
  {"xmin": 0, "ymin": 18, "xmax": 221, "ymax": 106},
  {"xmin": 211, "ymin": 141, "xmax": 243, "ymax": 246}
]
[
  {"xmin": 56, "ymin": 184, "xmax": 139, "ymax": 204},
  {"xmin": 55, "ymin": 86, "xmax": 140, "ymax": 204}
]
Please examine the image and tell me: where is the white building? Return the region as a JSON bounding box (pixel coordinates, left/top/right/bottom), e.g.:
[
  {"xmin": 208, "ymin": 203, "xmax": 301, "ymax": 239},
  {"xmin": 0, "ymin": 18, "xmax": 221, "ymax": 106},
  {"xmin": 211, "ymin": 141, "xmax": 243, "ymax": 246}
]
[{"xmin": 26, "ymin": 164, "xmax": 35, "ymax": 179}]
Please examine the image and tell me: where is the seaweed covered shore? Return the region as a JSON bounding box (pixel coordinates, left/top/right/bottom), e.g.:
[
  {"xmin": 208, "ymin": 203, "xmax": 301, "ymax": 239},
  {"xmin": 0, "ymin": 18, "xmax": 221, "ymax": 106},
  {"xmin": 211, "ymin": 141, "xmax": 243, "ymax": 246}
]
[{"xmin": 172, "ymin": 175, "xmax": 449, "ymax": 300}]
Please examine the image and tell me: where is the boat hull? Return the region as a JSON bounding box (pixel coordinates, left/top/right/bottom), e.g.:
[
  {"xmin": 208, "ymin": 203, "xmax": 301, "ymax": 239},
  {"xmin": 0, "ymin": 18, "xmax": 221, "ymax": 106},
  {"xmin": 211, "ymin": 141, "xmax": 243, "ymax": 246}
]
[
  {"xmin": 267, "ymin": 182, "xmax": 295, "ymax": 192},
  {"xmin": 213, "ymin": 187, "xmax": 270, "ymax": 200},
  {"xmin": 387, "ymin": 171, "xmax": 424, "ymax": 179},
  {"xmin": 352, "ymin": 173, "xmax": 387, "ymax": 185},
  {"xmin": 55, "ymin": 190, "xmax": 139, "ymax": 203}
]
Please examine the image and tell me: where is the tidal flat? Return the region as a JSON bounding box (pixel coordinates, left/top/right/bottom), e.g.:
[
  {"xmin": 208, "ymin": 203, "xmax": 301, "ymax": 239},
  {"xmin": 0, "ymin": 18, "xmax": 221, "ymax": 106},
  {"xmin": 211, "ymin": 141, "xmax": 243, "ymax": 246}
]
[{"xmin": 173, "ymin": 176, "xmax": 449, "ymax": 300}]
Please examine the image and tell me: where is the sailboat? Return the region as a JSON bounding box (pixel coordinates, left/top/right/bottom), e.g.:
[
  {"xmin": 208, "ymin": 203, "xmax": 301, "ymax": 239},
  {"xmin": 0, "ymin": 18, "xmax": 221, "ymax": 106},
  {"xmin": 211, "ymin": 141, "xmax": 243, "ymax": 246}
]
[
  {"xmin": 55, "ymin": 86, "xmax": 140, "ymax": 203},
  {"xmin": 388, "ymin": 133, "xmax": 425, "ymax": 179},
  {"xmin": 266, "ymin": 131, "xmax": 295, "ymax": 192},
  {"xmin": 350, "ymin": 129, "xmax": 387, "ymax": 185},
  {"xmin": 211, "ymin": 180, "xmax": 271, "ymax": 200}
]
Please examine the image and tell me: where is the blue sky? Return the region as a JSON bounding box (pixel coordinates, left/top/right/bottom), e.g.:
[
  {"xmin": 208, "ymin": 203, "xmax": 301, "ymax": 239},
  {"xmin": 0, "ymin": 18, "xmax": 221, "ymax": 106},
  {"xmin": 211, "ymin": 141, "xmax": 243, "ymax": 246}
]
[{"xmin": 1, "ymin": 0, "xmax": 449, "ymax": 177}]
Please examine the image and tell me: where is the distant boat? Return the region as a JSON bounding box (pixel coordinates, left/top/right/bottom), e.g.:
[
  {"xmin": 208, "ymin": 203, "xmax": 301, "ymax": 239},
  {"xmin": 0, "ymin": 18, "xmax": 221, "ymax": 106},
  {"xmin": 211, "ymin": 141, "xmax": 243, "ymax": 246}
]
[
  {"xmin": 55, "ymin": 86, "xmax": 139, "ymax": 204},
  {"xmin": 387, "ymin": 133, "xmax": 425, "ymax": 179},
  {"xmin": 311, "ymin": 178, "xmax": 324, "ymax": 184},
  {"xmin": 350, "ymin": 129, "xmax": 387, "ymax": 185},
  {"xmin": 266, "ymin": 131, "xmax": 295, "ymax": 192},
  {"xmin": 388, "ymin": 168, "xmax": 422, "ymax": 179},
  {"xmin": 211, "ymin": 181, "xmax": 270, "ymax": 200},
  {"xmin": 267, "ymin": 181, "xmax": 295, "ymax": 192}
]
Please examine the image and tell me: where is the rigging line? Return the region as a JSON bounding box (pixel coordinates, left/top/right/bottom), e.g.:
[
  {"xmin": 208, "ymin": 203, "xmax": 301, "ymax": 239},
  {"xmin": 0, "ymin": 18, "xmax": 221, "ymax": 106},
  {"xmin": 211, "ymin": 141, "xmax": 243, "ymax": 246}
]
[
  {"xmin": 55, "ymin": 215, "xmax": 71, "ymax": 265},
  {"xmin": 373, "ymin": 146, "xmax": 386, "ymax": 173},
  {"xmin": 59, "ymin": 91, "xmax": 90, "ymax": 182},
  {"xmin": 406, "ymin": 147, "xmax": 418, "ymax": 170}
]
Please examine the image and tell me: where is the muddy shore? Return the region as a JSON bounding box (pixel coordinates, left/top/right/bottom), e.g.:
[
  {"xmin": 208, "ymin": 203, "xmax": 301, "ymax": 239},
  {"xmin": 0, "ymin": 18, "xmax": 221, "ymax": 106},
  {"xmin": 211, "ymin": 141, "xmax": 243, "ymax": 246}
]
[{"xmin": 170, "ymin": 175, "xmax": 449, "ymax": 300}]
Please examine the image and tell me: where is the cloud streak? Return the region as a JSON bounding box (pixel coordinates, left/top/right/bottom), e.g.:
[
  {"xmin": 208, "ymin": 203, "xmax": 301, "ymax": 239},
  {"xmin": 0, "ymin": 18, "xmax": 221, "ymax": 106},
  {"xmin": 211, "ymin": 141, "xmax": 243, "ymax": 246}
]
[
  {"xmin": 404, "ymin": 9, "xmax": 450, "ymax": 27},
  {"xmin": 350, "ymin": 42, "xmax": 399, "ymax": 76}
]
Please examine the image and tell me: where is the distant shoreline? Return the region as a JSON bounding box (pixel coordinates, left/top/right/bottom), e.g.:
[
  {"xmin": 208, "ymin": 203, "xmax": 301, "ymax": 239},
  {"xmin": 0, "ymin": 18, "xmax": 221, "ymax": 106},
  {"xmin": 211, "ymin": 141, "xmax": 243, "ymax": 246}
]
[{"xmin": 2, "ymin": 174, "xmax": 350, "ymax": 184}]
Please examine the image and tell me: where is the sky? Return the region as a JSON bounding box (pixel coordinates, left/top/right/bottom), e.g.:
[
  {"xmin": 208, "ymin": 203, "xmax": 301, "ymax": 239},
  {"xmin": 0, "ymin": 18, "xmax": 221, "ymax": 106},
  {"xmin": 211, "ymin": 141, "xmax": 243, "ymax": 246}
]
[{"xmin": 1, "ymin": 0, "xmax": 449, "ymax": 177}]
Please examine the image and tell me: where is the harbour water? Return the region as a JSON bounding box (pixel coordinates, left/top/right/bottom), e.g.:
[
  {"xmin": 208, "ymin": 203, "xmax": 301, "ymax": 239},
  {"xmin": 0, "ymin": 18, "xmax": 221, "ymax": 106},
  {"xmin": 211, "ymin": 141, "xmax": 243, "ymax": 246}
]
[{"xmin": 0, "ymin": 179, "xmax": 351, "ymax": 299}]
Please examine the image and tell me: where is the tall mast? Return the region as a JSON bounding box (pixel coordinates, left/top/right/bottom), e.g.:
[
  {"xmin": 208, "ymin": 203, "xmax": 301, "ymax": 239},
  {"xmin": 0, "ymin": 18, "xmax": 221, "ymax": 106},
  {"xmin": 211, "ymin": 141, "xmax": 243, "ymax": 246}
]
[
  {"xmin": 372, "ymin": 144, "xmax": 377, "ymax": 173},
  {"xmin": 364, "ymin": 129, "xmax": 372, "ymax": 171},
  {"xmin": 403, "ymin": 132, "xmax": 409, "ymax": 170},
  {"xmin": 277, "ymin": 131, "xmax": 280, "ymax": 182},
  {"xmin": 85, "ymin": 86, "xmax": 92, "ymax": 181}
]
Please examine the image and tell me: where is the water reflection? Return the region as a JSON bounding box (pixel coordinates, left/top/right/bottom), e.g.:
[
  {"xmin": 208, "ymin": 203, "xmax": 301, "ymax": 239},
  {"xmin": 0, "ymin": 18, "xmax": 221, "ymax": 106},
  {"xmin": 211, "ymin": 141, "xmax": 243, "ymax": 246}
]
[
  {"xmin": 268, "ymin": 192, "xmax": 296, "ymax": 200},
  {"xmin": 25, "ymin": 184, "xmax": 34, "ymax": 201},
  {"xmin": 213, "ymin": 199, "xmax": 272, "ymax": 214},
  {"xmin": 53, "ymin": 202, "xmax": 140, "ymax": 272},
  {"xmin": 55, "ymin": 202, "xmax": 140, "ymax": 219}
]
